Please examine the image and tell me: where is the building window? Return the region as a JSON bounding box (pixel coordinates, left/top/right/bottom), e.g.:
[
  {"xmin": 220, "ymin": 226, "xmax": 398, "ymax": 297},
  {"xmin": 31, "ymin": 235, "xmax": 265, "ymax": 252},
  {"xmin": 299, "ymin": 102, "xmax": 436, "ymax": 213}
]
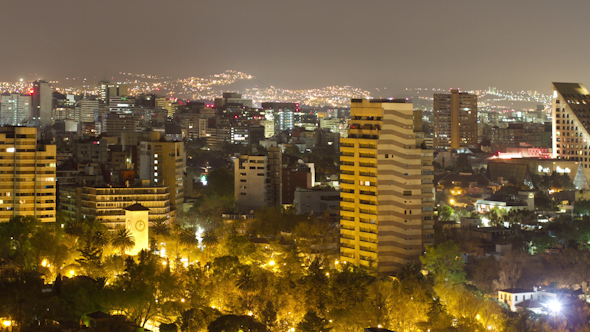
[{"xmin": 403, "ymin": 191, "xmax": 411, "ymax": 196}]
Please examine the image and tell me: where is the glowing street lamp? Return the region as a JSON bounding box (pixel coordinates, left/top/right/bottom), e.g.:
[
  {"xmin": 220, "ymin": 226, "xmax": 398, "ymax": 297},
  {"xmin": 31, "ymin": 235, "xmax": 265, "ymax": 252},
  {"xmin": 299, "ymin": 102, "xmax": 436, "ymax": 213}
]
[{"xmin": 546, "ymin": 299, "xmax": 562, "ymax": 314}]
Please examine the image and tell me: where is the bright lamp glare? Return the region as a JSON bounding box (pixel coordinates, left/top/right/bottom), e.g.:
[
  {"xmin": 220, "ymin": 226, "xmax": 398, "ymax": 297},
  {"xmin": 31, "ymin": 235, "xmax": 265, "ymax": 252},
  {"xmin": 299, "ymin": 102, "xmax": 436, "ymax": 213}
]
[{"xmin": 547, "ymin": 299, "xmax": 562, "ymax": 313}]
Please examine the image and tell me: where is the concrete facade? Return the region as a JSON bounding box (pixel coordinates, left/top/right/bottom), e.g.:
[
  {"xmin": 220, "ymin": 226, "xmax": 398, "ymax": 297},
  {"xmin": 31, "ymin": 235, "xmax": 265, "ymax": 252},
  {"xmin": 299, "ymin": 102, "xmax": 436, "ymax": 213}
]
[{"xmin": 340, "ymin": 99, "xmax": 435, "ymax": 274}]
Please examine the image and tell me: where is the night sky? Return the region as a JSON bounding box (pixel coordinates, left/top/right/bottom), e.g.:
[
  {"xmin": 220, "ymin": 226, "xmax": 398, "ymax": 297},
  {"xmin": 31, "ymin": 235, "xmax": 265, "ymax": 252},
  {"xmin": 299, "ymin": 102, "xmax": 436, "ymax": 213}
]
[{"xmin": 1, "ymin": 0, "xmax": 589, "ymax": 93}]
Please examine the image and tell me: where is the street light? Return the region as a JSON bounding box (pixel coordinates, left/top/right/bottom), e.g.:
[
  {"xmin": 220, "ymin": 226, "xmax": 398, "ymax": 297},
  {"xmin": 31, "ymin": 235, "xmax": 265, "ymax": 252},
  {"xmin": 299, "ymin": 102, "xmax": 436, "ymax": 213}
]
[{"xmin": 546, "ymin": 299, "xmax": 562, "ymax": 314}]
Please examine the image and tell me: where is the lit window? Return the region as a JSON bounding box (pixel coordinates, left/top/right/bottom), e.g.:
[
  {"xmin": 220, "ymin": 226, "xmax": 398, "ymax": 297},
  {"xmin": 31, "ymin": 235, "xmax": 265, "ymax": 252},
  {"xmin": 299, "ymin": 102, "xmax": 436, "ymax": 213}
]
[
  {"xmin": 154, "ymin": 166, "xmax": 158, "ymax": 170},
  {"xmin": 154, "ymin": 160, "xmax": 158, "ymax": 164},
  {"xmin": 6, "ymin": 147, "xmax": 14, "ymax": 153},
  {"xmin": 154, "ymin": 154, "xmax": 158, "ymax": 158}
]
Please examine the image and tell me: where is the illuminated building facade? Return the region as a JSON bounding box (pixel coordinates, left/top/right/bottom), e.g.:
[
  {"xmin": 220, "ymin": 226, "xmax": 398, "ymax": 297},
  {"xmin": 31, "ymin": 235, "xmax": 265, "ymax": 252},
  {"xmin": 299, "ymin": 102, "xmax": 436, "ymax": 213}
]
[
  {"xmin": 0, "ymin": 127, "xmax": 56, "ymax": 223},
  {"xmin": 433, "ymin": 89, "xmax": 477, "ymax": 149},
  {"xmin": 551, "ymin": 82, "xmax": 590, "ymax": 185},
  {"xmin": 31, "ymin": 80, "xmax": 52, "ymax": 127},
  {"xmin": 59, "ymin": 185, "xmax": 171, "ymax": 230},
  {"xmin": 340, "ymin": 99, "xmax": 435, "ymax": 274},
  {"xmin": 139, "ymin": 132, "xmax": 185, "ymax": 211},
  {"xmin": 0, "ymin": 93, "xmax": 31, "ymax": 126}
]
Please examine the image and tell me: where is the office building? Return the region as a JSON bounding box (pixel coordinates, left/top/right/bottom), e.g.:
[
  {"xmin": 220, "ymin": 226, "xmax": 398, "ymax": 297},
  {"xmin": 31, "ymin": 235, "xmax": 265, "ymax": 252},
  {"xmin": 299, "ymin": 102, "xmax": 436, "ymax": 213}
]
[
  {"xmin": 433, "ymin": 89, "xmax": 477, "ymax": 149},
  {"xmin": 105, "ymin": 112, "xmax": 136, "ymax": 135},
  {"xmin": 490, "ymin": 123, "xmax": 546, "ymax": 152},
  {"xmin": 262, "ymin": 102, "xmax": 298, "ymax": 133},
  {"xmin": 99, "ymin": 81, "xmax": 129, "ymax": 105},
  {"xmin": 77, "ymin": 98, "xmax": 99, "ymax": 123},
  {"xmin": 139, "ymin": 132, "xmax": 185, "ymax": 210},
  {"xmin": 340, "ymin": 99, "xmax": 435, "ymax": 274},
  {"xmin": 155, "ymin": 97, "xmax": 176, "ymax": 116},
  {"xmin": 0, "ymin": 127, "xmax": 56, "ymax": 223},
  {"xmin": 1, "ymin": 93, "xmax": 31, "ymax": 125},
  {"xmin": 32, "ymin": 80, "xmax": 53, "ymax": 127},
  {"xmin": 214, "ymin": 92, "xmax": 253, "ymax": 108}
]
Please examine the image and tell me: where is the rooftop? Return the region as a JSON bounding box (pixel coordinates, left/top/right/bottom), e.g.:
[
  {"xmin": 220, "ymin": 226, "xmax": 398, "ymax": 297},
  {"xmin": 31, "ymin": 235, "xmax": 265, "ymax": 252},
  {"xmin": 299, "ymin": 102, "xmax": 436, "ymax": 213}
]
[
  {"xmin": 499, "ymin": 288, "xmax": 535, "ymax": 294},
  {"xmin": 124, "ymin": 203, "xmax": 150, "ymax": 211}
]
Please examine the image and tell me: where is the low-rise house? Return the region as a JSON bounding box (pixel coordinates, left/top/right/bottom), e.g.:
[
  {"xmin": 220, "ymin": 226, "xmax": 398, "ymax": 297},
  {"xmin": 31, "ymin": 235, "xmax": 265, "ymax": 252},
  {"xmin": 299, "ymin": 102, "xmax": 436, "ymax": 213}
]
[{"xmin": 498, "ymin": 287, "xmax": 556, "ymax": 312}]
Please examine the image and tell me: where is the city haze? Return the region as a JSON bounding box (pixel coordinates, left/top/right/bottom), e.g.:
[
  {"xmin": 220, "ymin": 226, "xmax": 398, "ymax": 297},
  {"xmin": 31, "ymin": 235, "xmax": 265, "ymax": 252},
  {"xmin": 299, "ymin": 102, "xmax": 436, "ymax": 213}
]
[{"xmin": 1, "ymin": 0, "xmax": 589, "ymax": 93}]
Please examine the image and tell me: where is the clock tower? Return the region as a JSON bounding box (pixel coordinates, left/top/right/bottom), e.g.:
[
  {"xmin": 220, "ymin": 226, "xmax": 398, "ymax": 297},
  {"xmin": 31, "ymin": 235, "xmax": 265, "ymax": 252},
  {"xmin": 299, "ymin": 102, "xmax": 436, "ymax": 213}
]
[{"xmin": 124, "ymin": 203, "xmax": 150, "ymax": 255}]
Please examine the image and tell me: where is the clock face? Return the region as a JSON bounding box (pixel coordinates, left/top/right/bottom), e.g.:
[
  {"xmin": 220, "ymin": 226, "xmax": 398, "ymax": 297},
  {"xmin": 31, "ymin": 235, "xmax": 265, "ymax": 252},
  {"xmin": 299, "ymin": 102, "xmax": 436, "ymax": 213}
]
[{"xmin": 135, "ymin": 220, "xmax": 146, "ymax": 231}]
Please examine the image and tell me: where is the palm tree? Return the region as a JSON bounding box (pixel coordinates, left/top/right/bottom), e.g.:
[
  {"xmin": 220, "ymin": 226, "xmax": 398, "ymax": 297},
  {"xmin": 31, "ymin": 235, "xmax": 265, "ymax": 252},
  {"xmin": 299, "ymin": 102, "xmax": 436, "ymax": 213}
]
[
  {"xmin": 64, "ymin": 219, "xmax": 84, "ymax": 239},
  {"xmin": 178, "ymin": 227, "xmax": 198, "ymax": 264},
  {"xmin": 111, "ymin": 229, "xmax": 135, "ymax": 256},
  {"xmin": 152, "ymin": 219, "xmax": 171, "ymax": 238},
  {"xmin": 201, "ymin": 229, "xmax": 218, "ymax": 262},
  {"xmin": 151, "ymin": 219, "xmax": 170, "ymax": 253},
  {"xmin": 236, "ymin": 266, "xmax": 260, "ymax": 311},
  {"xmin": 91, "ymin": 230, "xmax": 110, "ymax": 248}
]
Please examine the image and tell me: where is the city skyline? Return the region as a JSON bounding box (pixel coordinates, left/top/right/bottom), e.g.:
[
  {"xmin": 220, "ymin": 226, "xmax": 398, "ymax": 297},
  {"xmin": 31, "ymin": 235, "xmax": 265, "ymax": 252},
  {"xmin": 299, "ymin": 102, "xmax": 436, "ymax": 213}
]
[{"xmin": 2, "ymin": 0, "xmax": 590, "ymax": 93}]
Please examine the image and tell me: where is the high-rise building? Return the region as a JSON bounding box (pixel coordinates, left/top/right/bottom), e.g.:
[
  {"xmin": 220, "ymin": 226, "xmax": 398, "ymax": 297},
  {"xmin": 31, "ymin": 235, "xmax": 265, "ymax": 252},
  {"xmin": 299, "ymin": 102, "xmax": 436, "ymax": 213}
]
[
  {"xmin": 0, "ymin": 127, "xmax": 56, "ymax": 223},
  {"xmin": 77, "ymin": 98, "xmax": 99, "ymax": 123},
  {"xmin": 155, "ymin": 97, "xmax": 177, "ymax": 116},
  {"xmin": 31, "ymin": 80, "xmax": 53, "ymax": 127},
  {"xmin": 235, "ymin": 154, "xmax": 268, "ymax": 212},
  {"xmin": 266, "ymin": 147, "xmax": 282, "ymax": 206},
  {"xmin": 99, "ymin": 81, "xmax": 129, "ymax": 105},
  {"xmin": 108, "ymin": 96, "xmax": 135, "ymax": 113},
  {"xmin": 262, "ymin": 102, "xmax": 298, "ymax": 133},
  {"xmin": 1, "ymin": 93, "xmax": 31, "ymax": 125},
  {"xmin": 339, "ymin": 99, "xmax": 435, "ymax": 274},
  {"xmin": 551, "ymin": 82, "xmax": 590, "ymax": 182},
  {"xmin": 139, "ymin": 132, "xmax": 185, "ymax": 211},
  {"xmin": 234, "ymin": 147, "xmax": 282, "ymax": 212},
  {"xmin": 214, "ymin": 93, "xmax": 253, "ymax": 108},
  {"xmin": 105, "ymin": 112, "xmax": 136, "ymax": 135},
  {"xmin": 433, "ymin": 89, "xmax": 477, "ymax": 149}
]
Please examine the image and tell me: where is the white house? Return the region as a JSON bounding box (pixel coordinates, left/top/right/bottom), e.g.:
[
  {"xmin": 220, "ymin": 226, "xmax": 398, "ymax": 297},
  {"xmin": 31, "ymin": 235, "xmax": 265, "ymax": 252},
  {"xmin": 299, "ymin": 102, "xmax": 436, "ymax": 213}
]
[{"xmin": 498, "ymin": 287, "xmax": 556, "ymax": 313}]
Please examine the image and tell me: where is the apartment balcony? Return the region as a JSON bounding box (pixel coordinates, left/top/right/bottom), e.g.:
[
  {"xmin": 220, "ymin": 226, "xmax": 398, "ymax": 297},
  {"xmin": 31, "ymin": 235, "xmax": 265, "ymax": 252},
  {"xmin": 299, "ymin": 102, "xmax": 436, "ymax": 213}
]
[
  {"xmin": 359, "ymin": 193, "xmax": 377, "ymax": 203},
  {"xmin": 340, "ymin": 242, "xmax": 356, "ymax": 250}
]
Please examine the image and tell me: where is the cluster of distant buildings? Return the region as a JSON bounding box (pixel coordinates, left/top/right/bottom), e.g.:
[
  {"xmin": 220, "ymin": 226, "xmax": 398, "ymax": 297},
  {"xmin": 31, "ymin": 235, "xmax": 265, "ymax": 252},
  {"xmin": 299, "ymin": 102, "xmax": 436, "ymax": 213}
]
[{"xmin": 7, "ymin": 78, "xmax": 590, "ymax": 279}]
